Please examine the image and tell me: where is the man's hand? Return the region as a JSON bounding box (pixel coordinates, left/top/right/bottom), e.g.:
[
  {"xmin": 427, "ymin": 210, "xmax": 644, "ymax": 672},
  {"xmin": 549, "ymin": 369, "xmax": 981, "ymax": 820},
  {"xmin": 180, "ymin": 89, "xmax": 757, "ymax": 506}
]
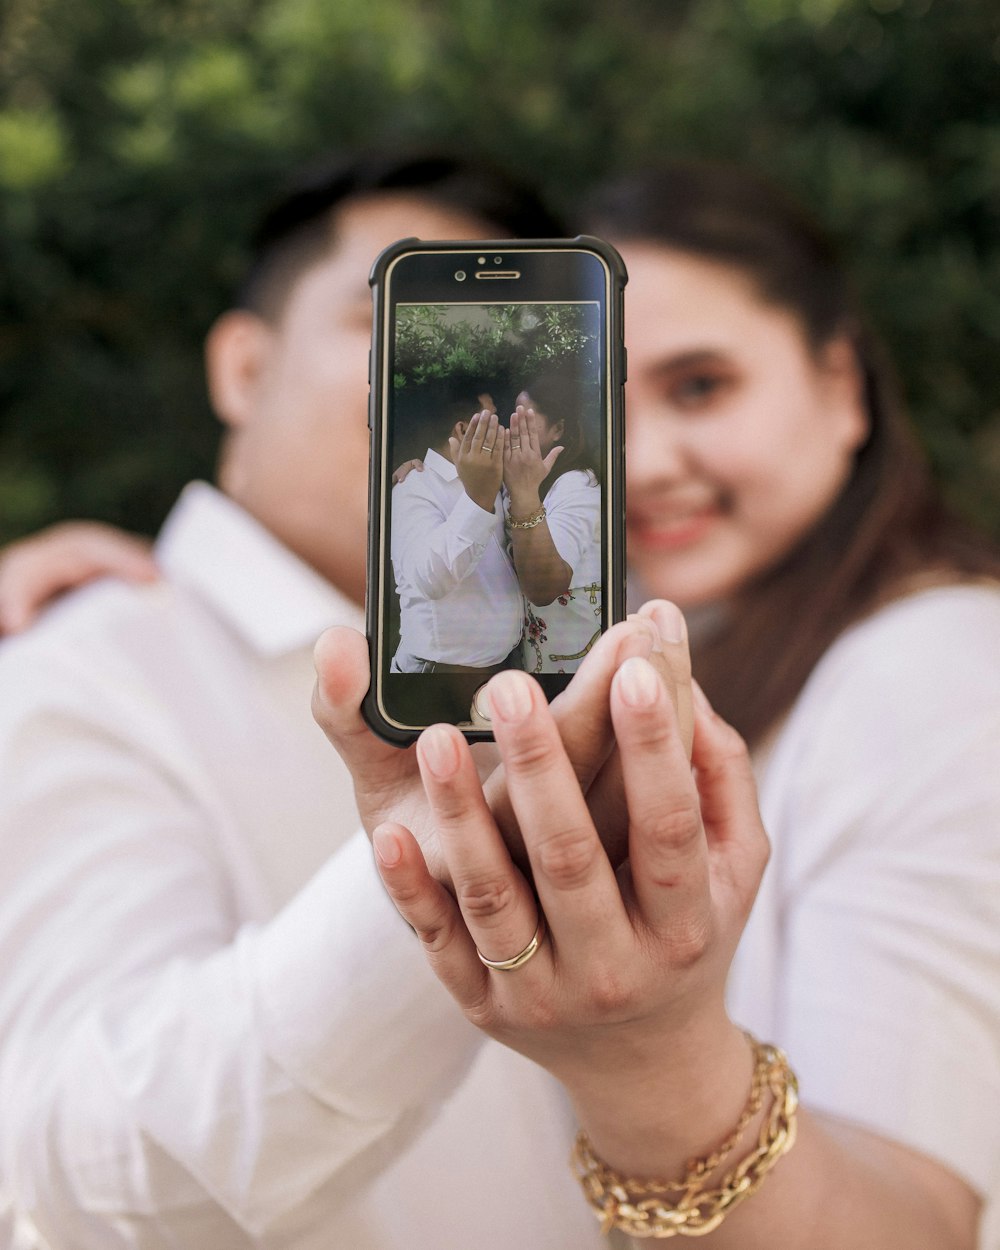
[
  {"xmin": 0, "ymin": 522, "xmax": 158, "ymax": 635},
  {"xmin": 450, "ymin": 410, "xmax": 504, "ymax": 513}
]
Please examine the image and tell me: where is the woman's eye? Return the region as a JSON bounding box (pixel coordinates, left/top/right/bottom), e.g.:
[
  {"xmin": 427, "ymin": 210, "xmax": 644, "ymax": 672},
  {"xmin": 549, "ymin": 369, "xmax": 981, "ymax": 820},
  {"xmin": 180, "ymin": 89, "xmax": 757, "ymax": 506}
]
[{"xmin": 671, "ymin": 372, "xmax": 729, "ymax": 408}]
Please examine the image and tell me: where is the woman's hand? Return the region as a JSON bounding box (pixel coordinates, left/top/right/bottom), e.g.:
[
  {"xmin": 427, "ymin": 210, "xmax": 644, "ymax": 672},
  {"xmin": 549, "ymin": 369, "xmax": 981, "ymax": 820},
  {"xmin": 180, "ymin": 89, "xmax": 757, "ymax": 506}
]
[
  {"xmin": 391, "ymin": 459, "xmax": 425, "ymax": 485},
  {"xmin": 0, "ymin": 522, "xmax": 158, "ymax": 635},
  {"xmin": 502, "ymin": 405, "xmax": 563, "ymax": 515},
  {"xmin": 369, "ymin": 642, "xmax": 769, "ymax": 1175}
]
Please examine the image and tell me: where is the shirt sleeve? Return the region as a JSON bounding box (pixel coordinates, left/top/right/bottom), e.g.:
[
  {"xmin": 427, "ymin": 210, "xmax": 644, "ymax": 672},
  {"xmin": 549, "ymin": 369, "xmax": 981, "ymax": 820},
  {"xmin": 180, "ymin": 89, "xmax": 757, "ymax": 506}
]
[
  {"xmin": 0, "ymin": 638, "xmax": 482, "ymax": 1248},
  {"xmin": 762, "ymin": 589, "xmax": 1000, "ymax": 1200},
  {"xmin": 390, "ymin": 476, "xmax": 499, "ymax": 601},
  {"xmin": 542, "ymin": 472, "xmax": 600, "ymax": 584}
]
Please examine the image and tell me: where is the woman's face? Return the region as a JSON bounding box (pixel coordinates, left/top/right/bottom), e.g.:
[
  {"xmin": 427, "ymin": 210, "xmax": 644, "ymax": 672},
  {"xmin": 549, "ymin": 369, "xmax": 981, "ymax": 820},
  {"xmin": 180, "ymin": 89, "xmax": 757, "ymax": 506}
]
[
  {"xmin": 515, "ymin": 390, "xmax": 564, "ymax": 453},
  {"xmin": 620, "ymin": 244, "xmax": 868, "ymax": 609}
]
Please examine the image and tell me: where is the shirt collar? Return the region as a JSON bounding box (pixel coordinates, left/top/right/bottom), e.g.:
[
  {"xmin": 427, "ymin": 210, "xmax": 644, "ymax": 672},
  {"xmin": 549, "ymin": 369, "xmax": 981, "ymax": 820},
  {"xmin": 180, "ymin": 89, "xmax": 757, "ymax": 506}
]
[
  {"xmin": 156, "ymin": 482, "xmax": 363, "ymax": 656},
  {"xmin": 424, "ymin": 448, "xmax": 457, "ymax": 480}
]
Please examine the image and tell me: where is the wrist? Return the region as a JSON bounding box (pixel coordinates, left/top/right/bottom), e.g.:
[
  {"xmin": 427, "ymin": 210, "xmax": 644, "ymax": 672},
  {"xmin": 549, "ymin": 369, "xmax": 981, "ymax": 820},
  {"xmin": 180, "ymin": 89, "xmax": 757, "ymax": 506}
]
[
  {"xmin": 567, "ymin": 1012, "xmax": 751, "ymax": 1178},
  {"xmin": 507, "ymin": 490, "xmax": 542, "ymax": 519},
  {"xmin": 466, "ymin": 489, "xmax": 498, "ymax": 514}
]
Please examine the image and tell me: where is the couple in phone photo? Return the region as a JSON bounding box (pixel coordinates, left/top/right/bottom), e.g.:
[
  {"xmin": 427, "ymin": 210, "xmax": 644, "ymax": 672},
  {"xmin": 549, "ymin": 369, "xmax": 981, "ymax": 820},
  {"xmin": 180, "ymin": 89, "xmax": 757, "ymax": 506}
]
[{"xmin": 389, "ymin": 369, "xmax": 602, "ymax": 676}]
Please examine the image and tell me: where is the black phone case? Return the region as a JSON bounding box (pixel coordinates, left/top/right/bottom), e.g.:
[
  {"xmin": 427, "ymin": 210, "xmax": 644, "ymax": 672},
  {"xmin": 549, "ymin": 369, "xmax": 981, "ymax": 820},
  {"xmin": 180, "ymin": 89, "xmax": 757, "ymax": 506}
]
[{"xmin": 363, "ymin": 236, "xmax": 627, "ymax": 746}]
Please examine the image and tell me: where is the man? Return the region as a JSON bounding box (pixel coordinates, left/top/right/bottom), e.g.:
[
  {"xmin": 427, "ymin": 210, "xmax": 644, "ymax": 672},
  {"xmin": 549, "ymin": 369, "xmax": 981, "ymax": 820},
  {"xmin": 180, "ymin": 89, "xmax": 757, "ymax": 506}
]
[
  {"xmin": 390, "ymin": 387, "xmax": 522, "ymax": 674},
  {"xmin": 0, "ymin": 152, "xmax": 620, "ymax": 1249}
]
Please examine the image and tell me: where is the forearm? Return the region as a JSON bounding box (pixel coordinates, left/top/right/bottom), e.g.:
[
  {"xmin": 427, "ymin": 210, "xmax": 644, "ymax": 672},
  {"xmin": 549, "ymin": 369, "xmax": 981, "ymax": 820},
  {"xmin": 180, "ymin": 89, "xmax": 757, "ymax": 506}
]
[
  {"xmin": 566, "ymin": 1024, "xmax": 977, "ymax": 1250},
  {"xmin": 393, "ymin": 495, "xmax": 496, "ymax": 600},
  {"xmin": 508, "ymin": 489, "xmax": 571, "ymax": 605},
  {"xmin": 2, "ymin": 835, "xmax": 482, "ymax": 1245}
]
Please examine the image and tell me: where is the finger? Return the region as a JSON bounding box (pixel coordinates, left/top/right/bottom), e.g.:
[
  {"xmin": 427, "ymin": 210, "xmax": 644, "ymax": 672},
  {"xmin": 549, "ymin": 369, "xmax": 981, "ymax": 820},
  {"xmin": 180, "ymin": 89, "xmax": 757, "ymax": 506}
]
[
  {"xmin": 311, "ymin": 627, "xmax": 416, "ymax": 823},
  {"xmin": 635, "ymin": 599, "xmax": 693, "ymax": 756},
  {"xmin": 483, "ymin": 411, "xmax": 499, "ymax": 453},
  {"xmin": 502, "ymin": 425, "xmax": 512, "ymax": 465},
  {"xmin": 523, "ymin": 407, "xmax": 542, "ymax": 456},
  {"xmin": 576, "ymin": 615, "xmax": 684, "ymax": 864},
  {"xmin": 417, "ymin": 723, "xmax": 542, "ymax": 965},
  {"xmin": 508, "ymin": 407, "xmax": 522, "ymax": 452},
  {"xmin": 548, "ymin": 616, "xmax": 659, "ymax": 784},
  {"xmin": 465, "ymin": 411, "xmax": 484, "ymax": 454},
  {"xmin": 391, "ymin": 459, "xmax": 423, "ymax": 485},
  {"xmin": 691, "ymin": 682, "xmax": 769, "ymax": 885},
  {"xmin": 371, "ymin": 822, "xmax": 489, "ymax": 1013},
  {"xmin": 485, "ymin": 670, "xmax": 624, "ymax": 962},
  {"xmin": 610, "ymin": 656, "xmax": 711, "ymax": 935},
  {"xmin": 541, "ymin": 446, "xmax": 564, "ymax": 474},
  {"xmin": 0, "ymin": 527, "xmax": 158, "ymax": 634},
  {"xmin": 482, "ymin": 615, "xmax": 659, "ymax": 861}
]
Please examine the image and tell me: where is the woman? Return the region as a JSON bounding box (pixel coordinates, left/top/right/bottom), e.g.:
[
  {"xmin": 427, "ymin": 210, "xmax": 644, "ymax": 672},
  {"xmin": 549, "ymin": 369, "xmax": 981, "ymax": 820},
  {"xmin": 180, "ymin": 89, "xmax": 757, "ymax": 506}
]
[
  {"xmin": 503, "ymin": 369, "xmax": 602, "ymax": 673},
  {"xmin": 318, "ymin": 162, "xmax": 1000, "ymax": 1248}
]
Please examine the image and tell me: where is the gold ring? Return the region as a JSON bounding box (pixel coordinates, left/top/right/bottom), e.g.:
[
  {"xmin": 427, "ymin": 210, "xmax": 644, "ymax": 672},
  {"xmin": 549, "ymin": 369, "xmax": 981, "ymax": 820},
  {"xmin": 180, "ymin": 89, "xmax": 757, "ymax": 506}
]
[
  {"xmin": 477, "ymin": 919, "xmax": 545, "ymax": 971},
  {"xmin": 511, "ymin": 440, "xmax": 521, "ymax": 449},
  {"xmin": 482, "ymin": 443, "xmax": 496, "ymax": 454}
]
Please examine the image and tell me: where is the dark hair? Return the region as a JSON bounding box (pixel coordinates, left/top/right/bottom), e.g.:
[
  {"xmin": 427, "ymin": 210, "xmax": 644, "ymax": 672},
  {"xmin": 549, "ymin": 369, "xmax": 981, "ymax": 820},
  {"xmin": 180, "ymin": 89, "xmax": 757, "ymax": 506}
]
[
  {"xmin": 521, "ymin": 366, "xmax": 600, "ymax": 488},
  {"xmin": 588, "ymin": 162, "xmax": 1000, "ymax": 747},
  {"xmin": 396, "ymin": 372, "xmax": 494, "ymax": 463},
  {"xmin": 237, "ymin": 149, "xmax": 567, "ymax": 318}
]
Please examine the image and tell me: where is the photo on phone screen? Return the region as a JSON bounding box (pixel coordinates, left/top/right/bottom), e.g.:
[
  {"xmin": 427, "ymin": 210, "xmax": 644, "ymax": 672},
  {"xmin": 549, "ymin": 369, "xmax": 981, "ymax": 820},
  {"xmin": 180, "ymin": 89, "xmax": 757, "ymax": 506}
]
[{"xmin": 366, "ymin": 241, "xmax": 625, "ymax": 743}]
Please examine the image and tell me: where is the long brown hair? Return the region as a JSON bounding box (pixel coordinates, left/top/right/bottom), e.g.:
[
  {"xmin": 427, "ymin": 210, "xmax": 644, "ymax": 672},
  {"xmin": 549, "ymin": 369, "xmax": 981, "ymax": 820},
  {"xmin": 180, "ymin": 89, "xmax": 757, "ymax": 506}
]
[{"xmin": 588, "ymin": 163, "xmax": 1000, "ymax": 747}]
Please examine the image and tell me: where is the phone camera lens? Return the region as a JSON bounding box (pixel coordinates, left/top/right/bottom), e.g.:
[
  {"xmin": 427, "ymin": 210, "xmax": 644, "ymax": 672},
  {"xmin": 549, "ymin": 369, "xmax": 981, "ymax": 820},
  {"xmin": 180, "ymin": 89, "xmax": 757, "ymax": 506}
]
[
  {"xmin": 493, "ymin": 256, "xmax": 502, "ymax": 264},
  {"xmin": 477, "ymin": 256, "xmax": 486, "ymax": 265},
  {"xmin": 455, "ymin": 270, "xmax": 467, "ymax": 282}
]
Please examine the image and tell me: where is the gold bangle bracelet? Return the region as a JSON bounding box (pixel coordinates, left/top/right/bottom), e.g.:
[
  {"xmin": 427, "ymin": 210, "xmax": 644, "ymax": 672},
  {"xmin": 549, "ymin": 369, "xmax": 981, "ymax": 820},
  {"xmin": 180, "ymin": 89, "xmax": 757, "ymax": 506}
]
[{"xmin": 571, "ymin": 1037, "xmax": 798, "ymax": 1239}]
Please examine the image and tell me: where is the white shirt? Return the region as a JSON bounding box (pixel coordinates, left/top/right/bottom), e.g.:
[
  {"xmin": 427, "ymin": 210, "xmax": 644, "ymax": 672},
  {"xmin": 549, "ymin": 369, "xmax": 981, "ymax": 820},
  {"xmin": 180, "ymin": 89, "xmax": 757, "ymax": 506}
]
[
  {"xmin": 2, "ymin": 488, "xmax": 996, "ymax": 1247},
  {"xmin": 543, "ymin": 468, "xmax": 602, "ymax": 593},
  {"xmin": 730, "ymin": 584, "xmax": 1000, "ymax": 1248},
  {"xmin": 0, "ymin": 483, "xmax": 604, "ymax": 1250},
  {"xmin": 390, "ymin": 449, "xmax": 522, "ymax": 665},
  {"xmin": 520, "ymin": 469, "xmax": 604, "ymax": 674}
]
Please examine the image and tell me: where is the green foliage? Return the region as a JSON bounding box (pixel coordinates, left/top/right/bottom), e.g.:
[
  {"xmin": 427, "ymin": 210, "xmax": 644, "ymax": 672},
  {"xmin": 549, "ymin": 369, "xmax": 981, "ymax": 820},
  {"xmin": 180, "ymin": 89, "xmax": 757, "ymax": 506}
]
[
  {"xmin": 1, "ymin": 0, "xmax": 998, "ymax": 540},
  {"xmin": 393, "ymin": 304, "xmax": 598, "ymax": 391}
]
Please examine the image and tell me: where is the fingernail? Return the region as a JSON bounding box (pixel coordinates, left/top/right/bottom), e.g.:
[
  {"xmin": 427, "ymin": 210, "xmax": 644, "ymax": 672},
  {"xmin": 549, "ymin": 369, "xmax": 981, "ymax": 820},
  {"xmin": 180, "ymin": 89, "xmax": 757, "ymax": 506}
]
[
  {"xmin": 631, "ymin": 614, "xmax": 662, "ymax": 654},
  {"xmin": 373, "ymin": 824, "xmax": 402, "ymax": 867},
  {"xmin": 488, "ymin": 672, "xmax": 534, "ymax": 723},
  {"xmin": 618, "ymin": 656, "xmax": 660, "ymax": 708},
  {"xmin": 625, "ymin": 615, "xmax": 659, "ymax": 656},
  {"xmin": 647, "ymin": 600, "xmax": 687, "ymax": 644},
  {"xmin": 419, "ymin": 724, "xmax": 460, "ymax": 779}
]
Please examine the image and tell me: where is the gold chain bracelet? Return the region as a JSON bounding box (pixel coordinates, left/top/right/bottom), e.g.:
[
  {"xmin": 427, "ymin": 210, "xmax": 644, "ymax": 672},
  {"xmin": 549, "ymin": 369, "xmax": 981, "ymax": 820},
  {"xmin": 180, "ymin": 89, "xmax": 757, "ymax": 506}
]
[
  {"xmin": 507, "ymin": 505, "xmax": 547, "ymax": 529},
  {"xmin": 571, "ymin": 1037, "xmax": 798, "ymax": 1239}
]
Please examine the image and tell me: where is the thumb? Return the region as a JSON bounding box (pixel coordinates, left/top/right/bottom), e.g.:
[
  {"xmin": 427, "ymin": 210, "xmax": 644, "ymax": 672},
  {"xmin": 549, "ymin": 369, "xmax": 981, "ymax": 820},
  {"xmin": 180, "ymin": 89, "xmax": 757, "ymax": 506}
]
[
  {"xmin": 311, "ymin": 627, "xmax": 416, "ymax": 830},
  {"xmin": 542, "ymin": 445, "xmax": 564, "ymax": 474}
]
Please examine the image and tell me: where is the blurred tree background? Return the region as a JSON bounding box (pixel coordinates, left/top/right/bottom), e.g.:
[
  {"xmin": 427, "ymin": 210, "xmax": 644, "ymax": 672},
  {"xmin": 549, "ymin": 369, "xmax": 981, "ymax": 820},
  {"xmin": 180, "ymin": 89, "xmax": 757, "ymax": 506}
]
[{"xmin": 1, "ymin": 0, "xmax": 998, "ymax": 542}]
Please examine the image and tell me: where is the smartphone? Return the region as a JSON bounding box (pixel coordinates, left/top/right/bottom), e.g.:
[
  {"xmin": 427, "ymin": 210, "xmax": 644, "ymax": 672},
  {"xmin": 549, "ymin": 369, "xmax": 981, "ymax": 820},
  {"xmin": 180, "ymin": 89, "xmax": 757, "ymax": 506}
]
[{"xmin": 364, "ymin": 236, "xmax": 627, "ymax": 745}]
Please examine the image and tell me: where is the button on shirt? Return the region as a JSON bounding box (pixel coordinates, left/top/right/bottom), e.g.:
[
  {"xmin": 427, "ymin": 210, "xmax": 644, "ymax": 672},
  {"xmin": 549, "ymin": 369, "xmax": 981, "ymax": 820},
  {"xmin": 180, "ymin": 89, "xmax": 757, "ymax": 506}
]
[
  {"xmin": 0, "ymin": 482, "xmax": 603, "ymax": 1250},
  {"xmin": 390, "ymin": 449, "xmax": 522, "ymax": 665}
]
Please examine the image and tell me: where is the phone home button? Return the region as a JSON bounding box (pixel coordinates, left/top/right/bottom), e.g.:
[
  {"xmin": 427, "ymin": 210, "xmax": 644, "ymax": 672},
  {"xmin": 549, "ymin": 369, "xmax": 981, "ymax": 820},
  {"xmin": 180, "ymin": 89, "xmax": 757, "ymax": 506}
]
[{"xmin": 470, "ymin": 684, "xmax": 493, "ymax": 727}]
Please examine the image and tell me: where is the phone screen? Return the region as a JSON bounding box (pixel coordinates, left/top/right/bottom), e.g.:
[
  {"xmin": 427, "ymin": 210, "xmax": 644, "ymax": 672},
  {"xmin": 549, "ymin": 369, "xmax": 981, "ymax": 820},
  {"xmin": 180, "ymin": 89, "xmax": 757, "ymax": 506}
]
[{"xmin": 367, "ymin": 242, "xmax": 625, "ymax": 741}]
